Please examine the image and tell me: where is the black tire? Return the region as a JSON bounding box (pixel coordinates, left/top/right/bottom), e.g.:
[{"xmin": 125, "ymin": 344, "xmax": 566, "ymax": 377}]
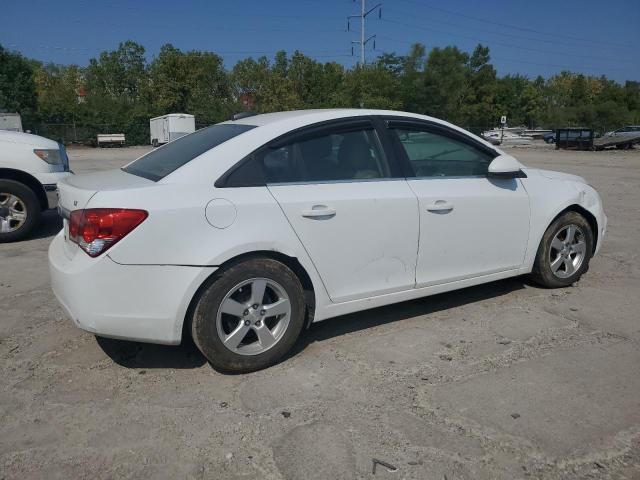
[
  {"xmin": 530, "ymin": 211, "xmax": 594, "ymax": 288},
  {"xmin": 0, "ymin": 180, "xmax": 42, "ymax": 243},
  {"xmin": 191, "ymin": 258, "xmax": 306, "ymax": 373}
]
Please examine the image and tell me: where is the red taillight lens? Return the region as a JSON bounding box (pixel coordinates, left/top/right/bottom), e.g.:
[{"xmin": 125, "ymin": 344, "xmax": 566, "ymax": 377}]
[{"xmin": 68, "ymin": 208, "xmax": 148, "ymax": 257}]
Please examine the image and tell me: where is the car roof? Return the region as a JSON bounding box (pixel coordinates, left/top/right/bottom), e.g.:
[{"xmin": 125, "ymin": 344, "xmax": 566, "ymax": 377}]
[
  {"xmin": 222, "ymin": 108, "xmax": 498, "ymax": 149},
  {"xmin": 226, "ymin": 108, "xmax": 432, "ymax": 127}
]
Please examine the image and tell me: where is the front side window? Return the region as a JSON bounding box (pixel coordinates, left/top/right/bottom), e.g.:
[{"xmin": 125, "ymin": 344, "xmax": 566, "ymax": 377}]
[
  {"xmin": 392, "ymin": 127, "xmax": 493, "ymax": 178},
  {"xmin": 124, "ymin": 123, "xmax": 255, "ymax": 181}
]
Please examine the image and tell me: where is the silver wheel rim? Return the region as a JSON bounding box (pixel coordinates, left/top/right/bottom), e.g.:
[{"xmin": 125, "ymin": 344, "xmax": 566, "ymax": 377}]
[
  {"xmin": 216, "ymin": 278, "xmax": 291, "ymax": 356},
  {"xmin": 549, "ymin": 224, "xmax": 587, "ymax": 279},
  {"xmin": 0, "ymin": 193, "xmax": 28, "ymax": 233}
]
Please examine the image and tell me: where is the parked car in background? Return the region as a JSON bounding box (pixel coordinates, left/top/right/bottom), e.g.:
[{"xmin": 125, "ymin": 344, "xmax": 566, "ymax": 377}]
[
  {"xmin": 1, "ymin": 131, "xmax": 71, "ymax": 241},
  {"xmin": 150, "ymin": 113, "xmax": 195, "ymax": 147},
  {"xmin": 555, "ymin": 128, "xmax": 594, "ymax": 150},
  {"xmin": 543, "ymin": 132, "xmax": 556, "ymax": 144},
  {"xmin": 49, "ymin": 109, "xmax": 606, "ymax": 373},
  {"xmin": 605, "ymin": 125, "xmax": 640, "ymax": 137}
]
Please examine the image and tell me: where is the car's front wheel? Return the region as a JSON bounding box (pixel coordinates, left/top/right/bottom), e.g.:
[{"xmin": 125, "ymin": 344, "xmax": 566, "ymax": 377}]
[
  {"xmin": 0, "ymin": 180, "xmax": 41, "ymax": 243},
  {"xmin": 530, "ymin": 211, "xmax": 594, "ymax": 288},
  {"xmin": 191, "ymin": 258, "xmax": 306, "ymax": 373}
]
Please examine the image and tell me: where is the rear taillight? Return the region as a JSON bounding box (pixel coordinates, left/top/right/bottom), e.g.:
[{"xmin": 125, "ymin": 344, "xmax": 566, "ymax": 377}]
[{"xmin": 69, "ymin": 208, "xmax": 148, "ymax": 257}]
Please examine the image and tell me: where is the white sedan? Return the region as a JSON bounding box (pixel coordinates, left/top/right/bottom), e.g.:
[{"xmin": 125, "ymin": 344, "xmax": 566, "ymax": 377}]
[{"xmin": 49, "ymin": 109, "xmax": 606, "ymax": 373}]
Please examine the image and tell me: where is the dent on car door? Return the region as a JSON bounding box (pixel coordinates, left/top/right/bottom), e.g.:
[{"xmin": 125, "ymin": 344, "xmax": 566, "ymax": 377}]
[
  {"xmin": 260, "ymin": 121, "xmax": 420, "ymax": 303},
  {"xmin": 388, "ymin": 122, "xmax": 530, "ymax": 286}
]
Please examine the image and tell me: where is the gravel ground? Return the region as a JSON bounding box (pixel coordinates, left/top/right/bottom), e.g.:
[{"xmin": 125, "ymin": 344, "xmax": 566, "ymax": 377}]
[{"xmin": 1, "ymin": 144, "xmax": 639, "ymax": 480}]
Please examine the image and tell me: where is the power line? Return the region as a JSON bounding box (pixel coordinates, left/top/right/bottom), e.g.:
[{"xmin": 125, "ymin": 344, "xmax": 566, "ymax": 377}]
[
  {"xmin": 393, "ymin": 0, "xmax": 630, "ymax": 49},
  {"xmin": 375, "ymin": 35, "xmax": 631, "ymax": 74},
  {"xmin": 383, "ymin": 6, "xmax": 630, "ymax": 53},
  {"xmin": 381, "ymin": 18, "xmax": 631, "ymax": 67},
  {"xmin": 347, "ymin": 0, "xmax": 382, "ymax": 66}
]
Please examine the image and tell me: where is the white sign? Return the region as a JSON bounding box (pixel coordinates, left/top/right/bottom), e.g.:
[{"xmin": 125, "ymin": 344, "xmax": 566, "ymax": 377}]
[{"xmin": 500, "ymin": 115, "xmax": 507, "ymax": 125}]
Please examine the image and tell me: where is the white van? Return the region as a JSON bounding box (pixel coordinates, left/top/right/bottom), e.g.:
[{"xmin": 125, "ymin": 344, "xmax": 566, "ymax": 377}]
[{"xmin": 0, "ymin": 130, "xmax": 72, "ymax": 242}]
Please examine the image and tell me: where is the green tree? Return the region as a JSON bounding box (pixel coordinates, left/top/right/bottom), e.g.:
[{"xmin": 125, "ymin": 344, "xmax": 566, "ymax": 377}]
[
  {"xmin": 460, "ymin": 44, "xmax": 498, "ymax": 130},
  {"xmin": 0, "ymin": 44, "xmax": 38, "ymax": 128},
  {"xmin": 337, "ymin": 63, "xmax": 402, "ymax": 110},
  {"xmin": 422, "ymin": 46, "xmax": 469, "ymax": 123},
  {"xmin": 231, "ymin": 53, "xmax": 301, "ymax": 112},
  {"xmin": 33, "ymin": 63, "xmax": 82, "ymax": 123},
  {"xmin": 4, "ymin": 40, "xmax": 638, "ymax": 144},
  {"xmin": 149, "ymin": 44, "xmax": 233, "ymax": 123}
]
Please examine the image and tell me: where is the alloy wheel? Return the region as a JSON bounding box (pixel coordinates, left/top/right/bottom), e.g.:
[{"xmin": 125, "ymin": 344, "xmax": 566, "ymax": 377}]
[
  {"xmin": 0, "ymin": 193, "xmax": 28, "ymax": 233},
  {"xmin": 216, "ymin": 278, "xmax": 291, "ymax": 356},
  {"xmin": 549, "ymin": 224, "xmax": 587, "ymax": 279}
]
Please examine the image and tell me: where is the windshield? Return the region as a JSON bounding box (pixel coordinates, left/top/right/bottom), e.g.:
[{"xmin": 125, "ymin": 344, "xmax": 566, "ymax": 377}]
[{"xmin": 123, "ymin": 123, "xmax": 256, "ymax": 181}]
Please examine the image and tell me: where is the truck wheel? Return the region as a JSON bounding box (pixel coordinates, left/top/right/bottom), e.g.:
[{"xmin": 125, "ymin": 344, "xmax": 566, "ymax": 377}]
[{"xmin": 0, "ymin": 180, "xmax": 41, "ymax": 243}]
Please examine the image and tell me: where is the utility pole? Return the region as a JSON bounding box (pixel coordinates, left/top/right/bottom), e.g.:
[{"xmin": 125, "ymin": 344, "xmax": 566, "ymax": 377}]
[{"xmin": 347, "ymin": 0, "xmax": 382, "ymax": 67}]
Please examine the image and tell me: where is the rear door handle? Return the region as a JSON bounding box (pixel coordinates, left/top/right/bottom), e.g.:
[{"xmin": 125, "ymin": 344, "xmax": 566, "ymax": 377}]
[
  {"xmin": 301, "ymin": 205, "xmax": 336, "ymax": 219},
  {"xmin": 426, "ymin": 200, "xmax": 454, "ymax": 213}
]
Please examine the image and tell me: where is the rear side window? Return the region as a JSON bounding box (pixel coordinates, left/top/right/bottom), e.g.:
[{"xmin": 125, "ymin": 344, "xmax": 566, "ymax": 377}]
[
  {"xmin": 124, "ymin": 123, "xmax": 255, "ymax": 181},
  {"xmin": 223, "ymin": 125, "xmax": 391, "ymax": 186}
]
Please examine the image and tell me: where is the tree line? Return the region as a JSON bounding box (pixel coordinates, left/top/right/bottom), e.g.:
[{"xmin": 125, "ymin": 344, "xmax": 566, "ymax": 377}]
[{"xmin": 1, "ymin": 41, "xmax": 639, "ymax": 144}]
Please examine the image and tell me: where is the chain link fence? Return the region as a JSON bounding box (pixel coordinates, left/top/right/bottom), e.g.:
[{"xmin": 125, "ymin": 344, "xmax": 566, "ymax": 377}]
[{"xmin": 32, "ymin": 121, "xmax": 216, "ymax": 146}]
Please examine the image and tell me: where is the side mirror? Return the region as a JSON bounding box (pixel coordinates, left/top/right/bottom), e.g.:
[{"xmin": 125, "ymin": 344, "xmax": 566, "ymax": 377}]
[{"xmin": 488, "ymin": 154, "xmax": 526, "ymax": 178}]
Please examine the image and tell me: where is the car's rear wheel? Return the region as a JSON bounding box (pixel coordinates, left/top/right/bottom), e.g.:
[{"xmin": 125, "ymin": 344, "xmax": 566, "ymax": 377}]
[
  {"xmin": 0, "ymin": 180, "xmax": 41, "ymax": 243},
  {"xmin": 191, "ymin": 258, "xmax": 306, "ymax": 373},
  {"xmin": 530, "ymin": 211, "xmax": 593, "ymax": 288}
]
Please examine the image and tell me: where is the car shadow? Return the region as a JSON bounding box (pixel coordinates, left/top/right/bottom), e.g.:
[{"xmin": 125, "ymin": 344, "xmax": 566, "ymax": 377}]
[
  {"xmin": 96, "ymin": 336, "xmax": 207, "ymax": 369},
  {"xmin": 96, "ymin": 277, "xmax": 530, "ymax": 370},
  {"xmin": 29, "ymin": 210, "xmax": 62, "ymax": 240},
  {"xmin": 287, "ymin": 276, "xmax": 529, "ymax": 358}
]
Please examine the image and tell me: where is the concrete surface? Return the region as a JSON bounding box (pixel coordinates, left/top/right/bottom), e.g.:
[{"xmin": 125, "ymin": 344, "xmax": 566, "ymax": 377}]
[{"xmin": 1, "ymin": 144, "xmax": 639, "ymax": 479}]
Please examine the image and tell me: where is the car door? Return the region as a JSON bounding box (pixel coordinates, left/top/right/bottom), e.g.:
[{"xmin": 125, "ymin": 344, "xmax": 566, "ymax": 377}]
[
  {"xmin": 260, "ymin": 119, "xmax": 419, "ymax": 303},
  {"xmin": 386, "ymin": 120, "xmax": 530, "ymax": 287}
]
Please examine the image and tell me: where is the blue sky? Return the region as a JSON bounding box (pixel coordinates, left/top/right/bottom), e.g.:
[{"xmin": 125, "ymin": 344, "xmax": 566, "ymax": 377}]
[{"xmin": 3, "ymin": 0, "xmax": 639, "ymax": 82}]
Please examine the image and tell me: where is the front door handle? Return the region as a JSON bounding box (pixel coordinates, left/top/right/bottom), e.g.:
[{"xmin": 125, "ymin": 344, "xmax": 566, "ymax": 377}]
[
  {"xmin": 302, "ymin": 205, "xmax": 336, "ymax": 219},
  {"xmin": 426, "ymin": 200, "xmax": 454, "ymax": 213}
]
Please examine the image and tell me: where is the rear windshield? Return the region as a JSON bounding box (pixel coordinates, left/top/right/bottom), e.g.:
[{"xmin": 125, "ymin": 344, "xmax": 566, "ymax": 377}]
[{"xmin": 123, "ymin": 123, "xmax": 256, "ymax": 181}]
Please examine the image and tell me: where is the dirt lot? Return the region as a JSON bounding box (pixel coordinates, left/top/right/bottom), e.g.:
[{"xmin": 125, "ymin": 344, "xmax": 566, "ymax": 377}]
[{"xmin": 1, "ymin": 144, "xmax": 639, "ymax": 479}]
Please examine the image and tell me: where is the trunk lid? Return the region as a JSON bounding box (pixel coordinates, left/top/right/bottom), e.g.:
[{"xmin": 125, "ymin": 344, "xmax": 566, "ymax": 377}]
[{"xmin": 57, "ymin": 169, "xmax": 154, "ymax": 259}]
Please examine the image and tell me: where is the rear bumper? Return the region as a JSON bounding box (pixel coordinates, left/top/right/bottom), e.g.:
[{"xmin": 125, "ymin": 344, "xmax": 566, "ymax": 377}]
[{"xmin": 48, "ymin": 232, "xmax": 215, "ymax": 345}]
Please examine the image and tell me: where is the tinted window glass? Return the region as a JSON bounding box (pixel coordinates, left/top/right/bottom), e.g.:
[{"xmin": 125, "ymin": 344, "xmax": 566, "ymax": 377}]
[
  {"xmin": 392, "ymin": 128, "xmax": 492, "ymax": 177},
  {"xmin": 257, "ymin": 127, "xmax": 390, "ymax": 183},
  {"xmin": 124, "ymin": 123, "xmax": 255, "ymax": 181}
]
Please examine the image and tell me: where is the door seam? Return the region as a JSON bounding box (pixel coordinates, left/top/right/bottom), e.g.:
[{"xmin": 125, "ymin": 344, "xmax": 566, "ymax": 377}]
[{"xmin": 265, "ymin": 185, "xmax": 334, "ymax": 302}]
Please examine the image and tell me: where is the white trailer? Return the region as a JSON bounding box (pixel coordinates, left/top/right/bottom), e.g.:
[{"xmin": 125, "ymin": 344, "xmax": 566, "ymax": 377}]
[
  {"xmin": 0, "ymin": 113, "xmax": 23, "ymax": 132},
  {"xmin": 150, "ymin": 113, "xmax": 195, "ymax": 146}
]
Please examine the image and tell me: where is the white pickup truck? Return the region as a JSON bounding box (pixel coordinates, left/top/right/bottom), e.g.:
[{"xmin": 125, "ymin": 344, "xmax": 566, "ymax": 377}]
[{"xmin": 0, "ymin": 130, "xmax": 72, "ymax": 242}]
